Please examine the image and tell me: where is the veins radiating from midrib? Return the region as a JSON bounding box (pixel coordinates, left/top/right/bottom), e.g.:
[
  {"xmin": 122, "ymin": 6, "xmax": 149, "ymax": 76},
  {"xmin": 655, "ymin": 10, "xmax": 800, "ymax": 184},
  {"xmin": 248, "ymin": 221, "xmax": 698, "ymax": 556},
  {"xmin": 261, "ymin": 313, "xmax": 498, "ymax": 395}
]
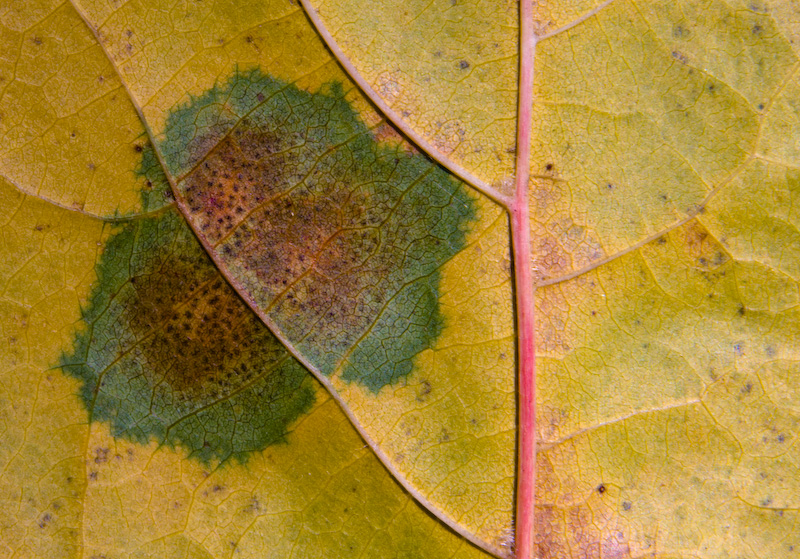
[
  {"xmin": 62, "ymin": 1, "xmax": 524, "ymax": 558},
  {"xmin": 537, "ymin": 398, "xmax": 702, "ymax": 451},
  {"xmin": 298, "ymin": 0, "xmax": 512, "ymax": 208},
  {"xmin": 535, "ymin": 0, "xmax": 617, "ymax": 41}
]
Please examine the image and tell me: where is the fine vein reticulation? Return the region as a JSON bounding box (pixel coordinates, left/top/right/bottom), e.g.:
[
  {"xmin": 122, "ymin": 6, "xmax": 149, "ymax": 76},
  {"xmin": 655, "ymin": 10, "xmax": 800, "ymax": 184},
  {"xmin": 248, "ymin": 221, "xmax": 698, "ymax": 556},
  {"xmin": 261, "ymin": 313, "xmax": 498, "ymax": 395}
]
[
  {"xmin": 69, "ymin": 1, "xmax": 513, "ymax": 556},
  {"xmin": 302, "ymin": 0, "xmax": 538, "ymax": 556}
]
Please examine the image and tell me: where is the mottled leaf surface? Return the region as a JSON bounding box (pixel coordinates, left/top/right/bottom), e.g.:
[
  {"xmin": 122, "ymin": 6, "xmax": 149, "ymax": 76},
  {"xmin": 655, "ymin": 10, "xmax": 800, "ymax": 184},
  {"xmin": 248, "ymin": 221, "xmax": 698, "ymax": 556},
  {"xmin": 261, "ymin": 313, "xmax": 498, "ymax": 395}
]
[
  {"xmin": 3, "ymin": 0, "xmax": 800, "ymax": 557},
  {"xmin": 63, "ymin": 0, "xmax": 517, "ymax": 550},
  {"xmin": 0, "ymin": 0, "xmax": 510, "ymax": 556},
  {"xmin": 309, "ymin": 0, "xmax": 520, "ymax": 194}
]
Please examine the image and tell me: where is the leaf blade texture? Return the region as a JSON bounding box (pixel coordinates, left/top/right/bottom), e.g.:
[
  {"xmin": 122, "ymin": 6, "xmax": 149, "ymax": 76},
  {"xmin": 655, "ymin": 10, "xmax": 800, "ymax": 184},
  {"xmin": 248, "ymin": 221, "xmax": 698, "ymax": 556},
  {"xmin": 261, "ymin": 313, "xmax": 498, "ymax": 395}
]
[{"xmin": 1, "ymin": 0, "xmax": 799, "ymax": 557}]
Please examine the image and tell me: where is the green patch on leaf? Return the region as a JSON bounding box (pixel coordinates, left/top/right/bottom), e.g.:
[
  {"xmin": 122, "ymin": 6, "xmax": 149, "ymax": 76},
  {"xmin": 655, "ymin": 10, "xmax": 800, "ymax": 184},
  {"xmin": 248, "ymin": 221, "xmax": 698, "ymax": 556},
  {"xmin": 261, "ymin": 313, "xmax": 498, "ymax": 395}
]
[
  {"xmin": 60, "ymin": 206, "xmax": 316, "ymax": 463},
  {"xmin": 163, "ymin": 68, "xmax": 476, "ymax": 392},
  {"xmin": 136, "ymin": 138, "xmax": 175, "ymax": 212}
]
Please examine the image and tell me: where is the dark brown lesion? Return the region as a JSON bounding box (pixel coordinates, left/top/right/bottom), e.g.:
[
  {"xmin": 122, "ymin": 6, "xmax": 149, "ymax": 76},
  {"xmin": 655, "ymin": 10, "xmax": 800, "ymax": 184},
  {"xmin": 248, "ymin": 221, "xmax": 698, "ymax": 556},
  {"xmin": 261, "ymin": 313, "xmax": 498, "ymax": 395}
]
[
  {"xmin": 164, "ymin": 70, "xmax": 475, "ymax": 389},
  {"xmin": 122, "ymin": 242, "xmax": 285, "ymax": 405},
  {"xmin": 183, "ymin": 126, "xmax": 300, "ymax": 245}
]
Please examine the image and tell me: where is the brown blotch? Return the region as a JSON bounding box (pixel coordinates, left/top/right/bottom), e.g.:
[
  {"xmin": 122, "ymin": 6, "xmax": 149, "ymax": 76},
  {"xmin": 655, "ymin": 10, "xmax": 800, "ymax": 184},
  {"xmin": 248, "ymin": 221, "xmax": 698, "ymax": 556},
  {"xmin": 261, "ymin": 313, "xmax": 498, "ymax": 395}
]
[
  {"xmin": 124, "ymin": 245, "xmax": 283, "ymax": 404},
  {"xmin": 530, "ymin": 178, "xmax": 605, "ymax": 282},
  {"xmin": 215, "ymin": 168, "xmax": 396, "ymax": 348},
  {"xmin": 183, "ymin": 127, "xmax": 299, "ymax": 245},
  {"xmin": 536, "ymin": 445, "xmax": 633, "ymax": 559},
  {"xmin": 679, "ymin": 220, "xmax": 730, "ymax": 270}
]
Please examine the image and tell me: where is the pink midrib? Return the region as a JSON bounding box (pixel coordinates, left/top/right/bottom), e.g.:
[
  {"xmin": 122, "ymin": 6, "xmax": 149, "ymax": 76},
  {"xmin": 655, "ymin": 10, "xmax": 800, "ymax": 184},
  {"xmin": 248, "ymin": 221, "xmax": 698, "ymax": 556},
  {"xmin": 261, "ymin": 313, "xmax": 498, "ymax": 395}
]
[{"xmin": 513, "ymin": 0, "xmax": 537, "ymax": 557}]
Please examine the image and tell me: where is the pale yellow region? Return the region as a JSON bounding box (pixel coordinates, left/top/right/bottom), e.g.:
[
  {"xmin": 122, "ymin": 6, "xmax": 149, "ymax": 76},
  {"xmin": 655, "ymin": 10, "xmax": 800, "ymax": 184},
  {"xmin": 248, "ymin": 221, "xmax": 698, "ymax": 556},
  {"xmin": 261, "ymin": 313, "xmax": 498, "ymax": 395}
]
[
  {"xmin": 534, "ymin": 156, "xmax": 800, "ymax": 554},
  {"xmin": 757, "ymin": 69, "xmax": 800, "ymax": 167},
  {"xmin": 536, "ymin": 403, "xmax": 798, "ymax": 558},
  {"xmin": 769, "ymin": 0, "xmax": 800, "ymax": 58},
  {"xmin": 0, "ymin": 0, "xmax": 156, "ymax": 217},
  {"xmin": 332, "ymin": 196, "xmax": 516, "ymax": 552},
  {"xmin": 530, "ymin": 0, "xmax": 798, "ymax": 280},
  {"xmin": 73, "ymin": 0, "xmax": 354, "ymax": 143},
  {"xmin": 635, "ymin": 0, "xmax": 798, "ymax": 109},
  {"xmin": 81, "ymin": 397, "xmax": 493, "ymax": 559},
  {"xmin": 311, "ymin": 0, "xmax": 518, "ymax": 193},
  {"xmin": 702, "ymin": 159, "xmax": 800, "ymax": 284},
  {"xmin": 0, "ymin": 177, "xmax": 107, "ymax": 558}
]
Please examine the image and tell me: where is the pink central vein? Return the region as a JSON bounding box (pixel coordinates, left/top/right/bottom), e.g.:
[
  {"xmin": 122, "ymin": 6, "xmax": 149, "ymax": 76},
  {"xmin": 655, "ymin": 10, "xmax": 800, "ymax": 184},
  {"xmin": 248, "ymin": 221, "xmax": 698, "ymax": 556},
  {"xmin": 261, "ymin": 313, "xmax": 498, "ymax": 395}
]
[{"xmin": 513, "ymin": 0, "xmax": 537, "ymax": 557}]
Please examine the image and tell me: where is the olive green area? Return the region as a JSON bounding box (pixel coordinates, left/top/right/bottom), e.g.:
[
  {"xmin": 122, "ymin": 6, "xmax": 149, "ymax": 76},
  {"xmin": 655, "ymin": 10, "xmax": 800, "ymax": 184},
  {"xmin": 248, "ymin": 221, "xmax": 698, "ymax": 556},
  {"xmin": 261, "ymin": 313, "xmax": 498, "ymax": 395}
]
[
  {"xmin": 136, "ymin": 137, "xmax": 175, "ymax": 213},
  {"xmin": 60, "ymin": 205, "xmax": 316, "ymax": 463},
  {"xmin": 162, "ymin": 69, "xmax": 476, "ymax": 392}
]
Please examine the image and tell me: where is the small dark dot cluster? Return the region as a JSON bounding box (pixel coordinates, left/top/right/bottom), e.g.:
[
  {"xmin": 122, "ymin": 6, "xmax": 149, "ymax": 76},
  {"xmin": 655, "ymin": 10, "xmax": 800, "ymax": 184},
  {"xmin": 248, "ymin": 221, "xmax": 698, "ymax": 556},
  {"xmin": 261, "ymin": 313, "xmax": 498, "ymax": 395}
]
[
  {"xmin": 124, "ymin": 241, "xmax": 283, "ymax": 403},
  {"xmin": 184, "ymin": 128, "xmax": 298, "ymax": 244}
]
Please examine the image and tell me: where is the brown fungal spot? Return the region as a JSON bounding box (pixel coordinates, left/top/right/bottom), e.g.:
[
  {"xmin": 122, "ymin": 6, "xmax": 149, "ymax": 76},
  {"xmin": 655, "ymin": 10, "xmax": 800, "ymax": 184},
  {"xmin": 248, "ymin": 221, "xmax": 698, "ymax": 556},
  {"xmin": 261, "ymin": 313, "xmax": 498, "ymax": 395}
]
[
  {"xmin": 679, "ymin": 221, "xmax": 729, "ymax": 270},
  {"xmin": 124, "ymin": 257, "xmax": 281, "ymax": 403},
  {"xmin": 162, "ymin": 71, "xmax": 474, "ymax": 391},
  {"xmin": 416, "ymin": 380, "xmax": 432, "ymax": 402},
  {"xmin": 182, "ymin": 128, "xmax": 299, "ymax": 245}
]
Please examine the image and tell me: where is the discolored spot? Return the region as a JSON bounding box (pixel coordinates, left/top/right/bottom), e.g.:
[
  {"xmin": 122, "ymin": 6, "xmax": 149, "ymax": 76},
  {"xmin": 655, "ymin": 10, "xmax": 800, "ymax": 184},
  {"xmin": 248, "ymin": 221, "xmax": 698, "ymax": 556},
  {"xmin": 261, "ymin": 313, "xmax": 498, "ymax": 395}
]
[
  {"xmin": 37, "ymin": 512, "xmax": 52, "ymax": 529},
  {"xmin": 417, "ymin": 379, "xmax": 433, "ymax": 403},
  {"xmin": 164, "ymin": 69, "xmax": 475, "ymax": 392},
  {"xmin": 672, "ymin": 24, "xmax": 690, "ymax": 38},
  {"xmin": 672, "ymin": 50, "xmax": 689, "ymax": 64},
  {"xmin": 61, "ymin": 205, "xmax": 315, "ymax": 463}
]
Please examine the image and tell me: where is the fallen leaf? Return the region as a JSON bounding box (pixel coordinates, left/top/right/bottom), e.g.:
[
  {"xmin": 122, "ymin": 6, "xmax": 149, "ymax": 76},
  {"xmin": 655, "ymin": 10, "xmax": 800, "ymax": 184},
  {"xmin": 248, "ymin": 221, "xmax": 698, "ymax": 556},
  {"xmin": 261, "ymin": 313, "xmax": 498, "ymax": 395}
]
[{"xmin": 1, "ymin": 0, "xmax": 798, "ymax": 557}]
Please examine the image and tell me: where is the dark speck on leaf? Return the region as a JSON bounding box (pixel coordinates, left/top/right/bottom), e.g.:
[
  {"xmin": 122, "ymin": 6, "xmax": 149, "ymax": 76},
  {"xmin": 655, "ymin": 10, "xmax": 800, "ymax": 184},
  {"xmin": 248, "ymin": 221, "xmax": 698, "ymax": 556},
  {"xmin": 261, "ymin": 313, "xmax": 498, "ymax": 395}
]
[
  {"xmin": 672, "ymin": 50, "xmax": 689, "ymax": 64},
  {"xmin": 597, "ymin": 484, "xmax": 606, "ymax": 494},
  {"xmin": 38, "ymin": 513, "xmax": 52, "ymax": 529},
  {"xmin": 458, "ymin": 60, "xmax": 470, "ymax": 69}
]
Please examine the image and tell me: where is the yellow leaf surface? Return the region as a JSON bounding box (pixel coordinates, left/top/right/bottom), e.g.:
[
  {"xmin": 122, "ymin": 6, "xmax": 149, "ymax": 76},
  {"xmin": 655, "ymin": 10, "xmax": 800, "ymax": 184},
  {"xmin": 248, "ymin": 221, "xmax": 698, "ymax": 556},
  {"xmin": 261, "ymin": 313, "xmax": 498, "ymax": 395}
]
[{"xmin": 2, "ymin": 0, "xmax": 800, "ymax": 557}]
